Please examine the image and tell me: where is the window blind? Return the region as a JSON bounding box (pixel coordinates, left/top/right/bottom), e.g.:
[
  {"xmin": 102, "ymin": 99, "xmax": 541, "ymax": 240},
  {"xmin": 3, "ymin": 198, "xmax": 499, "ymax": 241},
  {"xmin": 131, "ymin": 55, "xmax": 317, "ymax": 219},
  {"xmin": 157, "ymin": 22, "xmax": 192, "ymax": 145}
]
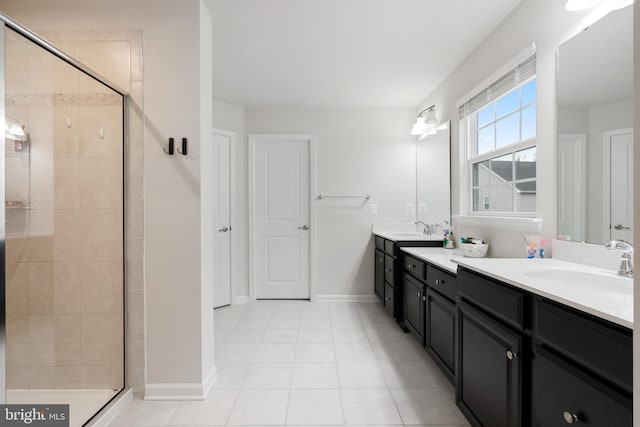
[{"xmin": 458, "ymin": 55, "xmax": 536, "ymax": 119}]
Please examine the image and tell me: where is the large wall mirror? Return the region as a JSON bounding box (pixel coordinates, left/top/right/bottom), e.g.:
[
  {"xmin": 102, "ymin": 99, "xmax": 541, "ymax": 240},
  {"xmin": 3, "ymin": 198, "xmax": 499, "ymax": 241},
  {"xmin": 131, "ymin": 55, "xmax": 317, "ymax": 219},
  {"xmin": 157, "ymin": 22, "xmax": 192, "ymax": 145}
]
[
  {"xmin": 416, "ymin": 122, "xmax": 451, "ymax": 227},
  {"xmin": 557, "ymin": 5, "xmax": 633, "ymax": 244}
]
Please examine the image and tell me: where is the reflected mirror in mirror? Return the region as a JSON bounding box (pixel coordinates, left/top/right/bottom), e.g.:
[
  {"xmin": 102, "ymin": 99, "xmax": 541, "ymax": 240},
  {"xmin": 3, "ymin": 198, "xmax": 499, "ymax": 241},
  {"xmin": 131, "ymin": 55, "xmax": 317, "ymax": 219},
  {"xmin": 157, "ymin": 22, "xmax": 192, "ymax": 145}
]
[
  {"xmin": 557, "ymin": 5, "xmax": 633, "ymax": 244},
  {"xmin": 416, "ymin": 121, "xmax": 451, "ymax": 230}
]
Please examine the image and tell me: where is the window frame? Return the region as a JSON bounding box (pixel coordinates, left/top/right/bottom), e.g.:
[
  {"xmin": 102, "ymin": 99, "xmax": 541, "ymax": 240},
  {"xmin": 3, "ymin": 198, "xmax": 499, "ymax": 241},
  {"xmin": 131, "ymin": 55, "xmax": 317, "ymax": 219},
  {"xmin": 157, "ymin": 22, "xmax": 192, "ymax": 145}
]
[{"xmin": 458, "ymin": 58, "xmax": 538, "ymax": 219}]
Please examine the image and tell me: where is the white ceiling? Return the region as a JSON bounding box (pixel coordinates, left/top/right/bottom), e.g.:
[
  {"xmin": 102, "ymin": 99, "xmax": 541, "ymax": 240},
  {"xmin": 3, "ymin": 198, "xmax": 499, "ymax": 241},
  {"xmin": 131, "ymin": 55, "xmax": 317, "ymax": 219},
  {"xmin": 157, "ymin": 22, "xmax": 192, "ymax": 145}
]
[{"xmin": 209, "ymin": 0, "xmax": 522, "ymax": 108}]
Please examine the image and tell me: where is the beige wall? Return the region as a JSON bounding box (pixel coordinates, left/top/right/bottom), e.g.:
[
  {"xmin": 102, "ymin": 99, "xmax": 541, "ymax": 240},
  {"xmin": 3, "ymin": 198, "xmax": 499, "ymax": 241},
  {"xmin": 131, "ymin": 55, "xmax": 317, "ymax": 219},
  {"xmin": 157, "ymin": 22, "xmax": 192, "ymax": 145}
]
[{"xmin": 4, "ymin": 29, "xmax": 129, "ymax": 390}]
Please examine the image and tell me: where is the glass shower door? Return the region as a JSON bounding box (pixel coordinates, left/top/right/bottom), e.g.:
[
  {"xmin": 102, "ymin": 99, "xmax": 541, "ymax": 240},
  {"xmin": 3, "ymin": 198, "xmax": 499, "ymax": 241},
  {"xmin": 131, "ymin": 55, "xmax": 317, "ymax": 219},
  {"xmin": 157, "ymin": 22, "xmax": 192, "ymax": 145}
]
[{"xmin": 2, "ymin": 24, "xmax": 125, "ymax": 426}]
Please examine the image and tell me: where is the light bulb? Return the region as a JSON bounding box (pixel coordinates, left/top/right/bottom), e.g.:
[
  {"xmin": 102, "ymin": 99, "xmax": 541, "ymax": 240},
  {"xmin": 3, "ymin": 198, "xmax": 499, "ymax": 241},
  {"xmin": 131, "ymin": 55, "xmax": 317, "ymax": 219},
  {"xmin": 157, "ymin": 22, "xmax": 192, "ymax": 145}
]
[{"xmin": 411, "ymin": 117, "xmax": 427, "ymax": 135}]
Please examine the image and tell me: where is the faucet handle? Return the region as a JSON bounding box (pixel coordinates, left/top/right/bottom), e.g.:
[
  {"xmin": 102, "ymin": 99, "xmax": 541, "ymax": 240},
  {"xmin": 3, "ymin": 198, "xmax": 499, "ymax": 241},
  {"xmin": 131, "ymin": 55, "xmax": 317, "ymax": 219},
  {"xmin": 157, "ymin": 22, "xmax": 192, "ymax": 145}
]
[{"xmin": 606, "ymin": 240, "xmax": 634, "ymax": 253}]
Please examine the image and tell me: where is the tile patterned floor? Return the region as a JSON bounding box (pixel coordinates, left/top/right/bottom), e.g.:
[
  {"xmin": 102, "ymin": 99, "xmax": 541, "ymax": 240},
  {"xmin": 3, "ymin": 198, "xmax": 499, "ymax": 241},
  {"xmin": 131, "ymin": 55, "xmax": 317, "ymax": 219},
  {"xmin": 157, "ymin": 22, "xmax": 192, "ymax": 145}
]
[{"xmin": 109, "ymin": 300, "xmax": 471, "ymax": 426}]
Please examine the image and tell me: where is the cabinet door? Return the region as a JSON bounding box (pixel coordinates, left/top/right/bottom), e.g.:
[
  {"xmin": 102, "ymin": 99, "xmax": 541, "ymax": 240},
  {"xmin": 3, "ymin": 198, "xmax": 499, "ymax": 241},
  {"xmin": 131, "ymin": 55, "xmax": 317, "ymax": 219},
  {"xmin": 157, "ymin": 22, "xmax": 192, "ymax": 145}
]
[
  {"xmin": 375, "ymin": 249, "xmax": 385, "ymax": 298},
  {"xmin": 457, "ymin": 300, "xmax": 522, "ymax": 427},
  {"xmin": 384, "ymin": 254, "xmax": 395, "ymax": 285},
  {"xmin": 532, "ymin": 346, "xmax": 631, "ymax": 427},
  {"xmin": 427, "ymin": 289, "xmax": 455, "ymax": 379},
  {"xmin": 384, "ymin": 283, "xmax": 395, "ymax": 317},
  {"xmin": 403, "ymin": 274, "xmax": 425, "ymax": 344}
]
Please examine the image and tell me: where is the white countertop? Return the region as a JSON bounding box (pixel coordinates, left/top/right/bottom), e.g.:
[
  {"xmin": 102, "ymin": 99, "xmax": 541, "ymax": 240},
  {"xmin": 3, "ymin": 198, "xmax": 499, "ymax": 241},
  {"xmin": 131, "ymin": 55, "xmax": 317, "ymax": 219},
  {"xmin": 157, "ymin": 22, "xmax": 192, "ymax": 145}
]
[
  {"xmin": 401, "ymin": 247, "xmax": 458, "ymax": 274},
  {"xmin": 453, "ymin": 257, "xmax": 633, "ymax": 329},
  {"xmin": 374, "ymin": 231, "xmax": 444, "ymax": 242}
]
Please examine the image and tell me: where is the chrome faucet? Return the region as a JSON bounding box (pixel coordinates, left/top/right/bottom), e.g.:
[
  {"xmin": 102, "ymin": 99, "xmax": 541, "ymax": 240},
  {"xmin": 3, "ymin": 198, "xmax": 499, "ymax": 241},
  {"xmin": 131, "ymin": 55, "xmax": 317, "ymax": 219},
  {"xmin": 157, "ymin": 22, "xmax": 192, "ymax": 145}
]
[
  {"xmin": 605, "ymin": 240, "xmax": 634, "ymax": 278},
  {"xmin": 415, "ymin": 221, "xmax": 432, "ymax": 235}
]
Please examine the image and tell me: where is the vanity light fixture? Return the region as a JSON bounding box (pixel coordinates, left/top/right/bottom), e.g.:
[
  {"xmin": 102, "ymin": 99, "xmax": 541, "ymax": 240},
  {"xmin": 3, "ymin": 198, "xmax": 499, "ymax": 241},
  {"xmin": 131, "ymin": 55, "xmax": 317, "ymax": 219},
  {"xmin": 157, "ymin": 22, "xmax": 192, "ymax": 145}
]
[{"xmin": 411, "ymin": 105, "xmax": 438, "ymax": 136}]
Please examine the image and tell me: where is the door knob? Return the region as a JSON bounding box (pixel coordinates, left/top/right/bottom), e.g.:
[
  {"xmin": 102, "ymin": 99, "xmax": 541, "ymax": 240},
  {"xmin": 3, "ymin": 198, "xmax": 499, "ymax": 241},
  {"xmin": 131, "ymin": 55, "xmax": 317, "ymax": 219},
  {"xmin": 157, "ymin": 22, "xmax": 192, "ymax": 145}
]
[
  {"xmin": 297, "ymin": 225, "xmax": 309, "ymax": 230},
  {"xmin": 614, "ymin": 224, "xmax": 631, "ymax": 230},
  {"xmin": 218, "ymin": 226, "xmax": 230, "ymax": 232}
]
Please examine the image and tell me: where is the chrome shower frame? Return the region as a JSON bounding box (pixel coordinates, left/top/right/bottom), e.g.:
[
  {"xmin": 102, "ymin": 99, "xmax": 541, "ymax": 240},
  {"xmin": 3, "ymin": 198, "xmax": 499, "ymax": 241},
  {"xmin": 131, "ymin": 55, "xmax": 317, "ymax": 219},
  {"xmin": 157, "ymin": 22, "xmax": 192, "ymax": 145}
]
[{"xmin": 0, "ymin": 12, "xmax": 129, "ymax": 425}]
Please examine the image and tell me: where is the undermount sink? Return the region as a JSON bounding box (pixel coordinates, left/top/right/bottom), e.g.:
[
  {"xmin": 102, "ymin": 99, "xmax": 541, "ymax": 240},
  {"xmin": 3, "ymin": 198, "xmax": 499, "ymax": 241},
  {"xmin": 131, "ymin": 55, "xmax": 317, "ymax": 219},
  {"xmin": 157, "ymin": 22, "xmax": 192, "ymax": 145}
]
[{"xmin": 523, "ymin": 269, "xmax": 631, "ymax": 296}]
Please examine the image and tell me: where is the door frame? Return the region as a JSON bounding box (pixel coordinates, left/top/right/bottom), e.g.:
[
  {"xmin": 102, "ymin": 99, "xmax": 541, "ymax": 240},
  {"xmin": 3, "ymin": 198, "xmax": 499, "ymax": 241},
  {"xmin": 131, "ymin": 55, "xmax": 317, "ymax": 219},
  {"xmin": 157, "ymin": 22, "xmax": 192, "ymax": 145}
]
[
  {"xmin": 248, "ymin": 134, "xmax": 317, "ymax": 302},
  {"xmin": 602, "ymin": 128, "xmax": 633, "ymax": 241},
  {"xmin": 557, "ymin": 133, "xmax": 586, "ymax": 241},
  {"xmin": 211, "ymin": 128, "xmax": 236, "ymax": 306}
]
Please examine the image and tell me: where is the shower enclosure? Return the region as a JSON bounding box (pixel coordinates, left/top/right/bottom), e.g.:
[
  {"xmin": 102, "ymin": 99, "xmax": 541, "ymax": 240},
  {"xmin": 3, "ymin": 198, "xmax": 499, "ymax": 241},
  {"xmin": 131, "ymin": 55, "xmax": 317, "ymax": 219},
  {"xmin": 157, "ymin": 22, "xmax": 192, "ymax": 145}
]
[{"xmin": 0, "ymin": 14, "xmax": 126, "ymax": 427}]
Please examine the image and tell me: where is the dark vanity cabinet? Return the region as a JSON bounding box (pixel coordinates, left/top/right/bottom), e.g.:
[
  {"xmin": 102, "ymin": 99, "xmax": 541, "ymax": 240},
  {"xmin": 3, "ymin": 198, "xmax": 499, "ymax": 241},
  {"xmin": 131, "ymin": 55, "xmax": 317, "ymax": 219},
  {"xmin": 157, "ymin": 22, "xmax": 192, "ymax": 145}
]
[
  {"xmin": 402, "ymin": 255, "xmax": 427, "ymax": 344},
  {"xmin": 532, "ymin": 298, "xmax": 632, "ymax": 427},
  {"xmin": 426, "ymin": 287, "xmax": 456, "ymax": 379},
  {"xmin": 456, "ymin": 267, "xmax": 633, "ymax": 427},
  {"xmin": 374, "ymin": 236, "xmax": 441, "ymax": 323},
  {"xmin": 402, "ymin": 254, "xmax": 458, "ymax": 382},
  {"xmin": 374, "ymin": 249, "xmax": 385, "ymax": 299},
  {"xmin": 456, "ymin": 267, "xmax": 526, "ymax": 427}
]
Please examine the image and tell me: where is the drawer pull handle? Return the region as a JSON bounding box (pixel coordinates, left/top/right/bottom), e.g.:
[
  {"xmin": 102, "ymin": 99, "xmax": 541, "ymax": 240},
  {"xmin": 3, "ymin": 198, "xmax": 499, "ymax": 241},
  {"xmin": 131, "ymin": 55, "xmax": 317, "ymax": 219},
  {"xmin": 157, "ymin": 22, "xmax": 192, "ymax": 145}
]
[
  {"xmin": 506, "ymin": 350, "xmax": 518, "ymax": 360},
  {"xmin": 562, "ymin": 411, "xmax": 579, "ymax": 424}
]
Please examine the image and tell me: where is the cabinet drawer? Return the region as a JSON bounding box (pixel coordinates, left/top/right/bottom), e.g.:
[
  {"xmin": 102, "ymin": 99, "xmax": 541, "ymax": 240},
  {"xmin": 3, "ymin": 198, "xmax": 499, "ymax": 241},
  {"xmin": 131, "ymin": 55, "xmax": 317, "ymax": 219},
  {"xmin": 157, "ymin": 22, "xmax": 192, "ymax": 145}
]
[
  {"xmin": 384, "ymin": 283, "xmax": 395, "ymax": 317},
  {"xmin": 426, "ymin": 264, "xmax": 456, "ymax": 301},
  {"xmin": 375, "ymin": 236, "xmax": 384, "ymax": 250},
  {"xmin": 532, "ymin": 346, "xmax": 631, "ymax": 427},
  {"xmin": 384, "ymin": 254, "xmax": 395, "ymax": 285},
  {"xmin": 535, "ymin": 298, "xmax": 632, "ymax": 392},
  {"xmin": 458, "ymin": 268, "xmax": 526, "ymax": 330},
  {"xmin": 403, "ymin": 255, "xmax": 426, "ymax": 281},
  {"xmin": 384, "ymin": 239, "xmax": 395, "ymax": 254}
]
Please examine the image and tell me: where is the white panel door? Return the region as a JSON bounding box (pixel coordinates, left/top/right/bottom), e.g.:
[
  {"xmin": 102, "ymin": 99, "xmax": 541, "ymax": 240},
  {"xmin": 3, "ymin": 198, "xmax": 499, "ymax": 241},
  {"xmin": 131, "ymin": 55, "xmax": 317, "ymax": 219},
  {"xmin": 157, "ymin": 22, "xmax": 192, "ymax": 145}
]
[
  {"xmin": 609, "ymin": 130, "xmax": 633, "ymax": 243},
  {"xmin": 557, "ymin": 134, "xmax": 585, "ymax": 241},
  {"xmin": 212, "ymin": 131, "xmax": 232, "ymax": 308},
  {"xmin": 252, "ymin": 136, "xmax": 310, "ymax": 299}
]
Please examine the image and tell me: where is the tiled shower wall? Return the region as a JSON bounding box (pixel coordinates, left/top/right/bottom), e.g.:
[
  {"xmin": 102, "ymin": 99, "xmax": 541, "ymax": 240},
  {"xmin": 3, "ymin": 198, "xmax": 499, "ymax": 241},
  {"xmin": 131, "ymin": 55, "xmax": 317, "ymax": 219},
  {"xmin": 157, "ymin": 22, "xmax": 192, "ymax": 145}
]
[{"xmin": 4, "ymin": 29, "xmax": 144, "ymax": 393}]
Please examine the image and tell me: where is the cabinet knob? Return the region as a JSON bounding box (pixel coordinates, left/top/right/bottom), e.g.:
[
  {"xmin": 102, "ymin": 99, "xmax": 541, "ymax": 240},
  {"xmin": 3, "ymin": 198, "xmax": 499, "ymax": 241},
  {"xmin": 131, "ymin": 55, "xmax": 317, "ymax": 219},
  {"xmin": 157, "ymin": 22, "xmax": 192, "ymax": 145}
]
[
  {"xmin": 435, "ymin": 279, "xmax": 444, "ymax": 285},
  {"xmin": 422, "ymin": 296, "xmax": 426, "ymax": 302},
  {"xmin": 418, "ymin": 292, "xmax": 421, "ymax": 297},
  {"xmin": 562, "ymin": 411, "xmax": 579, "ymax": 424},
  {"xmin": 506, "ymin": 350, "xmax": 518, "ymax": 360}
]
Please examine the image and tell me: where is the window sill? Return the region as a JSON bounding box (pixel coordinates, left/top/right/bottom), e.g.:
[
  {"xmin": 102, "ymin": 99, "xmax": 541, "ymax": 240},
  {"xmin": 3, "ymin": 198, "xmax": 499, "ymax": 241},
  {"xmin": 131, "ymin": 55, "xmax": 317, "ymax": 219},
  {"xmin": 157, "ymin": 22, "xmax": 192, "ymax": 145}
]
[{"xmin": 453, "ymin": 215, "xmax": 543, "ymax": 232}]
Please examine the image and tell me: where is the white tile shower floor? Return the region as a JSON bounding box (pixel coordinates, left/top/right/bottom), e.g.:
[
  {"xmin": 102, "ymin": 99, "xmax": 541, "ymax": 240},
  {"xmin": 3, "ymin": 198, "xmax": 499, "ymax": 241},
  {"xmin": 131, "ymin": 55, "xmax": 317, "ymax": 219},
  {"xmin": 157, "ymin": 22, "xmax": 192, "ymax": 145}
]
[
  {"xmin": 7, "ymin": 389, "xmax": 117, "ymax": 427},
  {"xmin": 109, "ymin": 300, "xmax": 470, "ymax": 426}
]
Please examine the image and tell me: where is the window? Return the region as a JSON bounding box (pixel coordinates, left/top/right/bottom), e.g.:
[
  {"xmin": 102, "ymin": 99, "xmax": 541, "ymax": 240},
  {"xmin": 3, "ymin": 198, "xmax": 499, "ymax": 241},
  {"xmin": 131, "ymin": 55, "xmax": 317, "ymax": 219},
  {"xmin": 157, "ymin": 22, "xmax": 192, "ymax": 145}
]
[{"xmin": 460, "ymin": 55, "xmax": 536, "ymax": 215}]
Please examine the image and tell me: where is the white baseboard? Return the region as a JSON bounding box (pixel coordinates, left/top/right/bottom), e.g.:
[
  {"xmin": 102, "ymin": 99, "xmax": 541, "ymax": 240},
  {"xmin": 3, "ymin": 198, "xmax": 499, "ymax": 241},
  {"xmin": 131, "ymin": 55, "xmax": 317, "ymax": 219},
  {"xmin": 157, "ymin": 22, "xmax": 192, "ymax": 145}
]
[
  {"xmin": 315, "ymin": 294, "xmax": 380, "ymax": 303},
  {"xmin": 144, "ymin": 366, "xmax": 218, "ymax": 400},
  {"xmin": 235, "ymin": 295, "xmax": 250, "ymax": 304},
  {"xmin": 90, "ymin": 388, "xmax": 133, "ymax": 427}
]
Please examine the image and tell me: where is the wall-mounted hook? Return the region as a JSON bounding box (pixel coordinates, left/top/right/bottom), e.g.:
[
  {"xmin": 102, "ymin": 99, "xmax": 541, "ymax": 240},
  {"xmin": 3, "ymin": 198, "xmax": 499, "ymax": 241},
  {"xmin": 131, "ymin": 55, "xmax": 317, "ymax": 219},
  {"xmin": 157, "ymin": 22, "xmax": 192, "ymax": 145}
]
[
  {"xmin": 177, "ymin": 137, "xmax": 188, "ymax": 155},
  {"xmin": 164, "ymin": 137, "xmax": 174, "ymax": 155}
]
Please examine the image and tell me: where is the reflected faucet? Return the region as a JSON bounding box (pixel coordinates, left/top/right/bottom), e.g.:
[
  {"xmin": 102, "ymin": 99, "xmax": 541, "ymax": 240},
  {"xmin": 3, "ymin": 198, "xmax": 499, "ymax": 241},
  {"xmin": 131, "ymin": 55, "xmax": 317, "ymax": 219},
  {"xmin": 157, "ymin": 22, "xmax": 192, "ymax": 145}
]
[
  {"xmin": 415, "ymin": 221, "xmax": 432, "ymax": 235},
  {"xmin": 605, "ymin": 240, "xmax": 634, "ymax": 278}
]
